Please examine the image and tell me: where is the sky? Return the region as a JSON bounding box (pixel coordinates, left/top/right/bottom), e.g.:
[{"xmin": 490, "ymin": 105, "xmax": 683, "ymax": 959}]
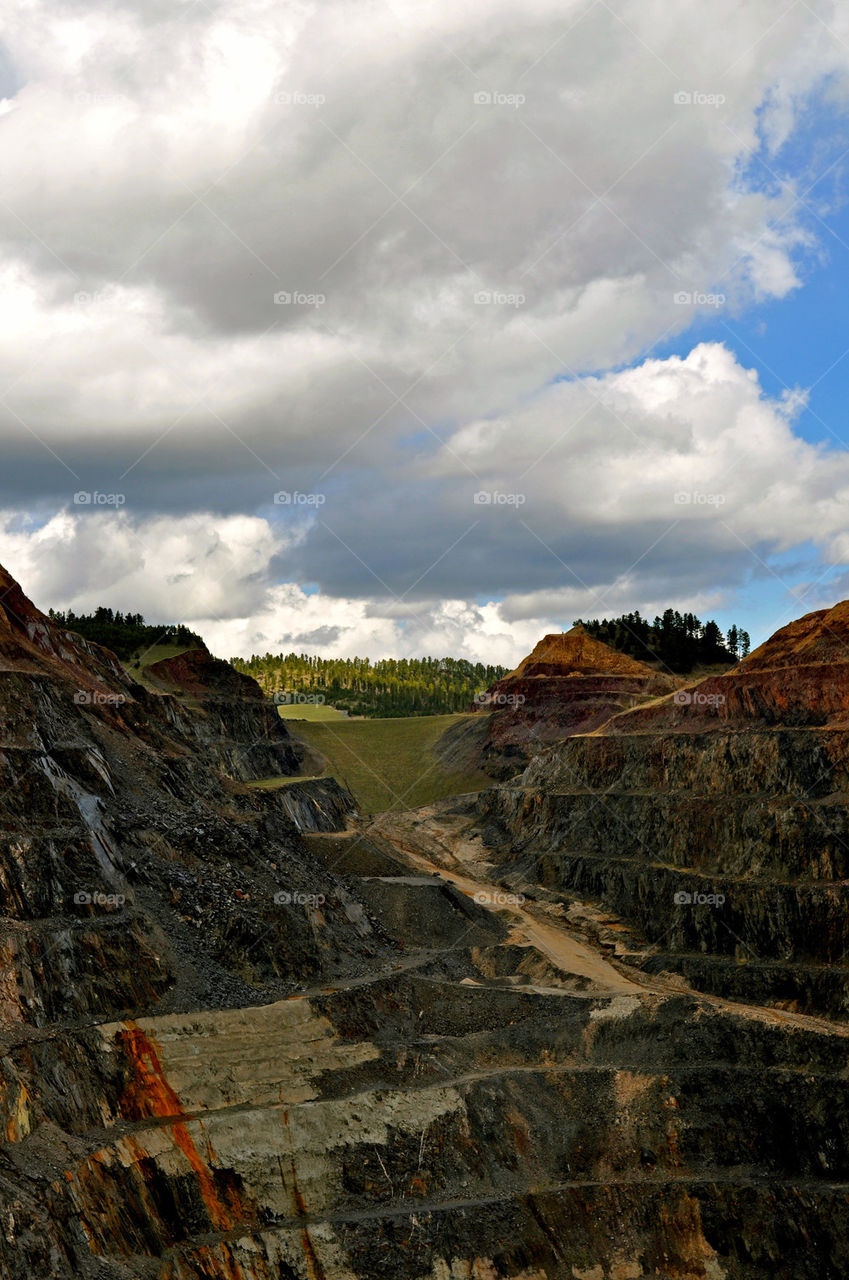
[{"xmin": 1, "ymin": 0, "xmax": 849, "ymax": 664}]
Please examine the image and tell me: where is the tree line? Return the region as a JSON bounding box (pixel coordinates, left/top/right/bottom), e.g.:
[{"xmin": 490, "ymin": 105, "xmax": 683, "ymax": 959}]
[
  {"xmin": 48, "ymin": 606, "xmax": 204, "ymax": 662},
  {"xmin": 573, "ymin": 610, "xmax": 751, "ymax": 674},
  {"xmin": 231, "ymin": 652, "xmax": 509, "ymax": 717}
]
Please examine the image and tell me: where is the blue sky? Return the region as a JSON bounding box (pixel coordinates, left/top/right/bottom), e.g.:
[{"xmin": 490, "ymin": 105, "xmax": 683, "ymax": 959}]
[
  {"xmin": 636, "ymin": 93, "xmax": 849, "ymax": 645},
  {"xmin": 658, "ymin": 91, "xmax": 849, "ymax": 451}
]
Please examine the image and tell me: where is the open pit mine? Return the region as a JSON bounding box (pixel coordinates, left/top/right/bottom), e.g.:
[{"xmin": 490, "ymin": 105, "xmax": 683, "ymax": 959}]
[{"xmin": 1, "ymin": 562, "xmax": 848, "ymax": 1280}]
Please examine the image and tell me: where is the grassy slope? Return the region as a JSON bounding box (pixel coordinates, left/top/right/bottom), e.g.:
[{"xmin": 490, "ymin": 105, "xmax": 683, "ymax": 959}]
[
  {"xmin": 133, "ymin": 644, "xmax": 196, "ymax": 667},
  {"xmin": 275, "ymin": 703, "xmax": 353, "ymax": 722},
  {"xmin": 121, "ymin": 644, "xmax": 197, "ymax": 690},
  {"xmin": 265, "ymin": 713, "xmax": 491, "ymax": 814}
]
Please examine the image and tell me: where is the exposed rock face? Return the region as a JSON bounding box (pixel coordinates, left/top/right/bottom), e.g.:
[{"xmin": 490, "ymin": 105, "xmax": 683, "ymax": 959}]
[
  {"xmin": 0, "ymin": 565, "xmax": 388, "ymax": 1273},
  {"xmin": 144, "ymin": 648, "xmax": 301, "ymax": 780},
  {"xmin": 606, "ymin": 599, "xmax": 849, "ymax": 733},
  {"xmin": 440, "ymin": 626, "xmax": 674, "ymax": 779},
  {"xmin": 5, "ymin": 567, "xmax": 849, "ymax": 1280},
  {"xmin": 477, "ymin": 602, "xmax": 849, "ymax": 1019},
  {"xmin": 506, "ymin": 628, "xmax": 669, "ymax": 680}
]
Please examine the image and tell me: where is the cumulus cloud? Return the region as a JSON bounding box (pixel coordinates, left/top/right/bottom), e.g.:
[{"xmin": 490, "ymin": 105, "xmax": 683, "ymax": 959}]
[
  {"xmin": 0, "ymin": 0, "xmax": 849, "ymax": 652},
  {"xmin": 2, "ymin": 338, "xmax": 847, "ymax": 663}
]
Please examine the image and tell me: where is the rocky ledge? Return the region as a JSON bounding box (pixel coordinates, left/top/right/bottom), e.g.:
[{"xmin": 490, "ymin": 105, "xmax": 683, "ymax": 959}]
[
  {"xmin": 3, "ymin": 566, "xmax": 849, "ymax": 1279},
  {"xmin": 477, "ymin": 603, "xmax": 849, "ymax": 1020}
]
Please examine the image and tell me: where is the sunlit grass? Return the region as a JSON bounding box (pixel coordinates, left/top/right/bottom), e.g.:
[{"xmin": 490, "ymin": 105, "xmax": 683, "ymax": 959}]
[{"xmin": 286, "ymin": 713, "xmax": 489, "ymax": 814}]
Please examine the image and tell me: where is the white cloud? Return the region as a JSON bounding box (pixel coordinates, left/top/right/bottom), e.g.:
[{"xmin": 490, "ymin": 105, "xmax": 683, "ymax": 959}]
[
  {"xmin": 0, "ymin": 1, "xmax": 849, "ymax": 651},
  {"xmin": 2, "ymin": 337, "xmax": 847, "ymax": 662}
]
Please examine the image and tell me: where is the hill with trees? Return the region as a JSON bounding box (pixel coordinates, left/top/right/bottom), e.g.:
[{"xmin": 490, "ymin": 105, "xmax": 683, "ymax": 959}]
[
  {"xmin": 573, "ymin": 609, "xmax": 750, "ymax": 674},
  {"xmin": 232, "ymin": 653, "xmax": 509, "ymax": 717},
  {"xmin": 48, "ymin": 606, "xmax": 204, "ymax": 663}
]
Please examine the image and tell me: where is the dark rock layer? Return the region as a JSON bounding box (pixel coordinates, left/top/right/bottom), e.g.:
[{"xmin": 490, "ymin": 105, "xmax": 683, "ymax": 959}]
[
  {"xmin": 477, "ymin": 603, "xmax": 849, "ymax": 1019},
  {"xmin": 3, "ymin": 568, "xmax": 849, "ymax": 1279}
]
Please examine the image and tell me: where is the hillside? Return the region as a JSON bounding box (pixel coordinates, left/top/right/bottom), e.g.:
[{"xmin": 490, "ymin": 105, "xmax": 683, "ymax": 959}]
[
  {"xmin": 437, "ymin": 624, "xmax": 675, "ymax": 779},
  {"xmin": 46, "ymin": 606, "xmax": 204, "ymax": 663},
  {"xmin": 477, "ymin": 599, "xmax": 849, "ymax": 1019},
  {"xmin": 233, "ymin": 651, "xmax": 508, "ymax": 716},
  {"xmin": 282, "ymin": 712, "xmax": 493, "ymax": 813},
  {"xmin": 3, "ymin": 559, "xmax": 849, "ymax": 1279},
  {"xmin": 576, "ymin": 608, "xmax": 747, "ymax": 672},
  {"xmin": 505, "ymin": 625, "xmax": 665, "ymax": 678}
]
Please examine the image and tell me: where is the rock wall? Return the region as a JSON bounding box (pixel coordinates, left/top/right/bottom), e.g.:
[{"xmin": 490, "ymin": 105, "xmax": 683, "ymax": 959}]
[
  {"xmin": 476, "ymin": 604, "xmax": 849, "ymax": 1018},
  {"xmin": 143, "ymin": 648, "xmax": 301, "ymax": 780},
  {"xmin": 4, "ymin": 570, "xmax": 849, "ymax": 1279}
]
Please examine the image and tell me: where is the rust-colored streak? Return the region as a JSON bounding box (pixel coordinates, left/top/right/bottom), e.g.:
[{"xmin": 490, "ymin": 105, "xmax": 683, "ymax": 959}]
[
  {"xmin": 294, "ymin": 1172, "xmax": 327, "ymax": 1280},
  {"xmin": 169, "ymin": 1120, "xmax": 234, "ymax": 1233},
  {"xmin": 115, "ymin": 1021, "xmax": 235, "ymax": 1235},
  {"xmin": 115, "ymin": 1021, "xmax": 184, "ymax": 1121},
  {"xmin": 280, "ymin": 1109, "xmax": 327, "ymax": 1280}
]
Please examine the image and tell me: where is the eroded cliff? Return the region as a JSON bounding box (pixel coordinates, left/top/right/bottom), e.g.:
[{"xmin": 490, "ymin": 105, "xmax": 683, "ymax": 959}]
[
  {"xmin": 3, "ymin": 570, "xmax": 849, "ymax": 1280},
  {"xmin": 477, "ymin": 603, "xmax": 849, "ymax": 1019}
]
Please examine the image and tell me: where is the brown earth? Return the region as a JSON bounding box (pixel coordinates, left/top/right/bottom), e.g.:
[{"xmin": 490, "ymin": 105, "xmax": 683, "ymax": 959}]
[
  {"xmin": 438, "ymin": 626, "xmax": 675, "ymax": 779},
  {"xmin": 504, "ymin": 627, "xmax": 665, "ymax": 680}
]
